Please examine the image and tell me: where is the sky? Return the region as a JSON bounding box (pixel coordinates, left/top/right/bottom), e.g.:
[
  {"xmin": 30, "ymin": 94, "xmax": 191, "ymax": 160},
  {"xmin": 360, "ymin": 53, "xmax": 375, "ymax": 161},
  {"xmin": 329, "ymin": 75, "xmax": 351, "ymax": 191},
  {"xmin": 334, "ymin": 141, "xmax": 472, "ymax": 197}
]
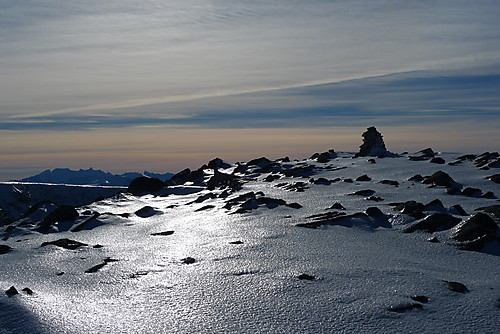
[{"xmin": 1, "ymin": 0, "xmax": 500, "ymax": 180}]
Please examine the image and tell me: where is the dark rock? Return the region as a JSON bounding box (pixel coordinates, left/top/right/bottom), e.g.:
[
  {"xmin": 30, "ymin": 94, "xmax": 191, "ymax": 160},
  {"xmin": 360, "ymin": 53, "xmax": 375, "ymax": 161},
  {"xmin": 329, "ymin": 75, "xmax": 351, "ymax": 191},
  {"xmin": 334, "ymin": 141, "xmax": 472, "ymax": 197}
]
[
  {"xmin": 427, "ymin": 236, "xmax": 439, "ymax": 243},
  {"xmin": 264, "ymin": 174, "xmax": 281, "ymax": 182},
  {"xmin": 448, "ymin": 160, "xmax": 462, "ymax": 166},
  {"xmin": 93, "ymin": 244, "xmax": 104, "ymax": 248},
  {"xmin": 207, "ymin": 170, "xmax": 240, "ymax": 190},
  {"xmin": 342, "ymin": 178, "xmax": 354, "ymax": 183},
  {"xmin": 135, "ymin": 206, "xmax": 161, "ymax": 218},
  {"xmin": 311, "ymin": 177, "xmax": 331, "ymax": 185},
  {"xmin": 487, "ymin": 174, "xmax": 500, "ymax": 184},
  {"xmin": 450, "ymin": 205, "xmax": 468, "ymax": 216},
  {"xmin": 275, "ymin": 182, "xmax": 309, "ymax": 192},
  {"xmin": 356, "ymin": 174, "xmax": 371, "ymax": 182},
  {"xmin": 409, "ymin": 156, "xmax": 431, "ymax": 161},
  {"xmin": 393, "ymin": 201, "xmax": 425, "ymax": 219},
  {"xmin": 461, "ymin": 187, "xmax": 482, "ymax": 198},
  {"xmin": 368, "ymin": 159, "xmax": 376, "ymax": 164},
  {"xmin": 388, "ymin": 303, "xmax": 423, "ymax": 313},
  {"xmin": 128, "ymin": 177, "xmax": 165, "ymax": 195},
  {"xmin": 191, "ymin": 193, "xmax": 216, "ymax": 204},
  {"xmin": 423, "ymin": 199, "xmax": 445, "ymax": 211},
  {"xmin": 422, "ymin": 171, "xmax": 461, "ymax": 189},
  {"xmin": 298, "ymin": 211, "xmax": 346, "ymax": 228},
  {"xmin": 56, "ymin": 272, "xmax": 65, "ymax": 276},
  {"xmin": 457, "ymin": 154, "xmax": 477, "ymax": 161},
  {"xmin": 355, "ymin": 127, "xmax": 394, "ymax": 157},
  {"xmin": 42, "ymin": 205, "xmax": 78, "ymax": 224},
  {"xmin": 416, "ymin": 148, "xmax": 436, "ymax": 157},
  {"xmin": 328, "ymin": 203, "xmax": 346, "ymax": 210},
  {"xmin": 430, "ymin": 157, "xmax": 445, "ymax": 164},
  {"xmin": 41, "ymin": 238, "xmax": 88, "ymax": 250},
  {"xmin": 22, "ymin": 288, "xmax": 33, "ymax": 295},
  {"xmin": 5, "ymin": 286, "xmax": 18, "ymax": 296},
  {"xmin": 207, "ymin": 157, "xmax": 230, "ymax": 170},
  {"xmin": 451, "ymin": 213, "xmax": 499, "ymax": 250},
  {"xmin": 0, "ymin": 244, "xmax": 13, "ymax": 254},
  {"xmin": 297, "ymin": 274, "xmax": 316, "ymax": 280},
  {"xmin": 443, "ymin": 280, "xmax": 469, "ymax": 293},
  {"xmin": 410, "ymin": 295, "xmax": 429, "ymax": 303},
  {"xmin": 366, "ymin": 207, "xmax": 384, "ymax": 217},
  {"xmin": 85, "ymin": 263, "xmax": 107, "ymax": 273},
  {"xmin": 194, "ymin": 205, "xmax": 215, "ymax": 212},
  {"xmin": 404, "ymin": 213, "xmax": 461, "ymax": 233},
  {"xmin": 181, "ymin": 257, "xmax": 196, "ymax": 264},
  {"xmin": 247, "ymin": 157, "xmax": 272, "ymax": 169},
  {"xmin": 315, "ymin": 152, "xmax": 333, "ymax": 163},
  {"xmin": 380, "ymin": 180, "xmax": 399, "ymax": 187},
  {"xmin": 476, "ymin": 205, "xmax": 500, "ymax": 220},
  {"xmin": 349, "ymin": 189, "xmax": 376, "ymax": 196},
  {"xmin": 408, "ymin": 174, "xmax": 424, "ymax": 182},
  {"xmin": 481, "ymin": 191, "xmax": 496, "ymax": 199},
  {"xmin": 229, "ymin": 241, "xmax": 244, "ymax": 245},
  {"xmin": 151, "ymin": 231, "xmax": 174, "ymax": 236},
  {"xmin": 286, "ymin": 202, "xmax": 303, "ymax": 209}
]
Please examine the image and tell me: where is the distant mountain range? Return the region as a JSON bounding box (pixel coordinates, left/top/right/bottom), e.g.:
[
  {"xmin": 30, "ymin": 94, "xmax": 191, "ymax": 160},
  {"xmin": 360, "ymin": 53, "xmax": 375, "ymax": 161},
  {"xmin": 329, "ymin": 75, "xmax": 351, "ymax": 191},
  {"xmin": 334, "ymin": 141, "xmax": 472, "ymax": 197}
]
[{"xmin": 17, "ymin": 168, "xmax": 173, "ymax": 186}]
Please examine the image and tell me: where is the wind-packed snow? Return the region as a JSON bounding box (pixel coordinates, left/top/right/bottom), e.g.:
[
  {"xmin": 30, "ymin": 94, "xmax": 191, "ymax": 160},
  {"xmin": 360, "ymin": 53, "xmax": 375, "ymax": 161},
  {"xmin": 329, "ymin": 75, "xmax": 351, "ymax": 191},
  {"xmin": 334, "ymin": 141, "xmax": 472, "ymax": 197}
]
[{"xmin": 1, "ymin": 151, "xmax": 499, "ymax": 333}]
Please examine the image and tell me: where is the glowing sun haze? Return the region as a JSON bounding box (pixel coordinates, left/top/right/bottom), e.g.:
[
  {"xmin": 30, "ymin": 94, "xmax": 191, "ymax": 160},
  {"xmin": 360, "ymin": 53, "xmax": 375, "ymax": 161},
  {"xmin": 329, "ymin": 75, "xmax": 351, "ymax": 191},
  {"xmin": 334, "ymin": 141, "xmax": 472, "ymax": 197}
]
[{"xmin": 1, "ymin": 1, "xmax": 499, "ymax": 180}]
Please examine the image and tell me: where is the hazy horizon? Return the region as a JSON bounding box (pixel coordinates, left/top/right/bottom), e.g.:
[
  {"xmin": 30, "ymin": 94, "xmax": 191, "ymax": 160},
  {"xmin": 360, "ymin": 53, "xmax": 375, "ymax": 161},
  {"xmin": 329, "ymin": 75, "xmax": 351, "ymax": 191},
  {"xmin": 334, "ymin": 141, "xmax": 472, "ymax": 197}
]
[{"xmin": 1, "ymin": 1, "xmax": 499, "ymax": 181}]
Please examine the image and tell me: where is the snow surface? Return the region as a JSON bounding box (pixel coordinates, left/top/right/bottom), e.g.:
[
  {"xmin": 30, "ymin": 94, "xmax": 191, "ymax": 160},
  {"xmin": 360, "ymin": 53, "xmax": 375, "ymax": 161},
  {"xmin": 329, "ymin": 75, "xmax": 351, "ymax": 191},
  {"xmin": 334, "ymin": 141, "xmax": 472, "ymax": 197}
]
[{"xmin": 1, "ymin": 152, "xmax": 499, "ymax": 333}]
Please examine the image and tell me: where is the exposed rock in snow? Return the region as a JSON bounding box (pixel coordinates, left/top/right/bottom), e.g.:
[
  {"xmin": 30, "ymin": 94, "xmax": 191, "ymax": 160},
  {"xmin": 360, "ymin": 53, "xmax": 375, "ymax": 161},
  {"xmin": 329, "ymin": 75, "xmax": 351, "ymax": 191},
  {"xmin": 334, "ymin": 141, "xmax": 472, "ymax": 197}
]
[
  {"xmin": 354, "ymin": 127, "xmax": 395, "ymax": 158},
  {"xmin": 443, "ymin": 280, "xmax": 469, "ymax": 293},
  {"xmin": 451, "ymin": 213, "xmax": 499, "ymax": 251},
  {"xmin": 41, "ymin": 238, "xmax": 88, "ymax": 250},
  {"xmin": 127, "ymin": 177, "xmax": 165, "ymax": 196},
  {"xmin": 404, "ymin": 213, "xmax": 462, "ymax": 233}
]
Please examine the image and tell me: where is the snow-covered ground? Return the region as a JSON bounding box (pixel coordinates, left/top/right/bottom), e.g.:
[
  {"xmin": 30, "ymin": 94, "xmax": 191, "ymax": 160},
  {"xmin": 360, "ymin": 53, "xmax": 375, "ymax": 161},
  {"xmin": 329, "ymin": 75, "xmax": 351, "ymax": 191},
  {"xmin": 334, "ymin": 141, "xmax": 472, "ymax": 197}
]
[{"xmin": 1, "ymin": 150, "xmax": 499, "ymax": 333}]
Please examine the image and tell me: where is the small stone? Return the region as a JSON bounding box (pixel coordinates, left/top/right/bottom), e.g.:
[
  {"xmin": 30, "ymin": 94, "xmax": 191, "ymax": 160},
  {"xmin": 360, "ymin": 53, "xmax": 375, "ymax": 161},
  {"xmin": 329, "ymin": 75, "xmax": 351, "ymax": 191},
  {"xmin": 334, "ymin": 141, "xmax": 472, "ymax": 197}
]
[
  {"xmin": 427, "ymin": 236, "xmax": 439, "ymax": 243},
  {"xmin": 93, "ymin": 244, "xmax": 104, "ymax": 248},
  {"xmin": 229, "ymin": 240, "xmax": 244, "ymax": 245},
  {"xmin": 388, "ymin": 303, "xmax": 423, "ymax": 313},
  {"xmin": 56, "ymin": 272, "xmax": 65, "ymax": 276},
  {"xmin": 0, "ymin": 244, "xmax": 13, "ymax": 254},
  {"xmin": 430, "ymin": 157, "xmax": 446, "ymax": 164},
  {"xmin": 328, "ymin": 203, "xmax": 346, "ymax": 210},
  {"xmin": 297, "ymin": 274, "xmax": 316, "ymax": 280},
  {"xmin": 151, "ymin": 231, "xmax": 175, "ymax": 236},
  {"xmin": 410, "ymin": 295, "xmax": 429, "ymax": 303},
  {"xmin": 5, "ymin": 286, "xmax": 18, "ymax": 296},
  {"xmin": 181, "ymin": 257, "xmax": 196, "ymax": 264},
  {"xmin": 356, "ymin": 174, "xmax": 371, "ymax": 181},
  {"xmin": 443, "ymin": 280, "xmax": 469, "ymax": 293},
  {"xmin": 22, "ymin": 288, "xmax": 34, "ymax": 295}
]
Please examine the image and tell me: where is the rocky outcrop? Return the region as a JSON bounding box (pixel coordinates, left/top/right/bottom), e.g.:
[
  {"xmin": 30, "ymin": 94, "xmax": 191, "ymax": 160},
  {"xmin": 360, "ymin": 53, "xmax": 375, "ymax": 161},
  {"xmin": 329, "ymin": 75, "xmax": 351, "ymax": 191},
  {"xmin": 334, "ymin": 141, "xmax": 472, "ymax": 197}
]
[
  {"xmin": 128, "ymin": 177, "xmax": 165, "ymax": 195},
  {"xmin": 404, "ymin": 213, "xmax": 461, "ymax": 233},
  {"xmin": 354, "ymin": 127, "xmax": 395, "ymax": 157},
  {"xmin": 451, "ymin": 213, "xmax": 499, "ymax": 251}
]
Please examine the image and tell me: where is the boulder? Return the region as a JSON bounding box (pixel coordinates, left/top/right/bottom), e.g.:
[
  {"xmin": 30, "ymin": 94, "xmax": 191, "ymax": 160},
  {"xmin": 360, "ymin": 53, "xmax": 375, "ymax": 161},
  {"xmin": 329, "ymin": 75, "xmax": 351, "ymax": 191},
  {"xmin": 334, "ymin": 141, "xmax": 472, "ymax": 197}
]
[
  {"xmin": 451, "ymin": 213, "xmax": 499, "ymax": 250},
  {"xmin": 354, "ymin": 127, "xmax": 394, "ymax": 157},
  {"xmin": 486, "ymin": 174, "xmax": 500, "ymax": 184},
  {"xmin": 207, "ymin": 157, "xmax": 230, "ymax": 170},
  {"xmin": 41, "ymin": 238, "xmax": 88, "ymax": 250},
  {"xmin": 0, "ymin": 244, "xmax": 13, "ymax": 254},
  {"xmin": 128, "ymin": 177, "xmax": 165, "ymax": 195},
  {"xmin": 404, "ymin": 213, "xmax": 461, "ymax": 233},
  {"xmin": 422, "ymin": 171, "xmax": 460, "ymax": 190}
]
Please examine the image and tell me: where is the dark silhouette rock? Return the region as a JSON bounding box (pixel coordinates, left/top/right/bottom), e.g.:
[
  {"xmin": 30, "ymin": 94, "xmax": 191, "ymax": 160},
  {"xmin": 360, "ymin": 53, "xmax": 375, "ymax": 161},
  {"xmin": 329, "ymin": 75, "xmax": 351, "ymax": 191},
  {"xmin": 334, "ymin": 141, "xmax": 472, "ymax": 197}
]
[
  {"xmin": 151, "ymin": 231, "xmax": 174, "ymax": 236},
  {"xmin": 349, "ymin": 189, "xmax": 376, "ymax": 196},
  {"xmin": 481, "ymin": 191, "xmax": 496, "ymax": 199},
  {"xmin": 43, "ymin": 205, "xmax": 78, "ymax": 224},
  {"xmin": 450, "ymin": 205, "xmax": 468, "ymax": 216},
  {"xmin": 229, "ymin": 240, "xmax": 244, "ymax": 245},
  {"xmin": 5, "ymin": 286, "xmax": 18, "ymax": 296},
  {"xmin": 128, "ymin": 177, "xmax": 165, "ymax": 195},
  {"xmin": 356, "ymin": 174, "xmax": 371, "ymax": 181},
  {"xmin": 408, "ymin": 174, "xmax": 424, "ymax": 182},
  {"xmin": 355, "ymin": 127, "xmax": 394, "ymax": 157},
  {"xmin": 423, "ymin": 199, "xmax": 445, "ymax": 211},
  {"xmin": 486, "ymin": 174, "xmax": 500, "ymax": 184},
  {"xmin": 311, "ymin": 177, "xmax": 331, "ymax": 185},
  {"xmin": 207, "ymin": 157, "xmax": 230, "ymax": 170},
  {"xmin": 247, "ymin": 157, "xmax": 272, "ymax": 168},
  {"xmin": 165, "ymin": 168, "xmax": 193, "ymax": 186},
  {"xmin": 311, "ymin": 150, "xmax": 337, "ymax": 163},
  {"xmin": 298, "ymin": 274, "xmax": 316, "ymax": 280},
  {"xmin": 85, "ymin": 262, "xmax": 107, "ymax": 273},
  {"xmin": 475, "ymin": 205, "xmax": 500, "ymax": 220},
  {"xmin": 207, "ymin": 170, "xmax": 240, "ymax": 190},
  {"xmin": 41, "ymin": 238, "xmax": 88, "ymax": 250},
  {"xmin": 416, "ymin": 148, "xmax": 436, "ymax": 157},
  {"xmin": 366, "ymin": 196, "xmax": 384, "ymax": 202},
  {"xmin": 410, "ymin": 295, "xmax": 429, "ymax": 303},
  {"xmin": 392, "ymin": 201, "xmax": 425, "ymax": 219},
  {"xmin": 135, "ymin": 206, "xmax": 161, "ymax": 218},
  {"xmin": 427, "ymin": 236, "xmax": 439, "ymax": 243},
  {"xmin": 22, "ymin": 288, "xmax": 33, "ymax": 295},
  {"xmin": 388, "ymin": 303, "xmax": 423, "ymax": 313},
  {"xmin": 194, "ymin": 205, "xmax": 215, "ymax": 212},
  {"xmin": 181, "ymin": 257, "xmax": 196, "ymax": 264},
  {"xmin": 404, "ymin": 213, "xmax": 461, "ymax": 233},
  {"xmin": 380, "ymin": 180, "xmax": 399, "ymax": 187},
  {"xmin": 443, "ymin": 280, "xmax": 468, "ymax": 293},
  {"xmin": 0, "ymin": 244, "xmax": 13, "ymax": 254},
  {"xmin": 422, "ymin": 171, "xmax": 460, "ymax": 190},
  {"xmin": 328, "ymin": 203, "xmax": 346, "ymax": 210},
  {"xmin": 451, "ymin": 213, "xmax": 499, "ymax": 251},
  {"xmin": 366, "ymin": 207, "xmax": 384, "ymax": 217},
  {"xmin": 461, "ymin": 187, "xmax": 482, "ymax": 197}
]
